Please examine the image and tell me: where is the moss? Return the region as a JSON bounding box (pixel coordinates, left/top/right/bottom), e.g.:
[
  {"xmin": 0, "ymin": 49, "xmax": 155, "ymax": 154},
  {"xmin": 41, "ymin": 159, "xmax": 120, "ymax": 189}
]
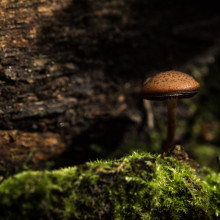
[
  {"xmin": 0, "ymin": 152, "xmax": 219, "ymax": 220},
  {"xmin": 199, "ymin": 167, "xmax": 220, "ymax": 218}
]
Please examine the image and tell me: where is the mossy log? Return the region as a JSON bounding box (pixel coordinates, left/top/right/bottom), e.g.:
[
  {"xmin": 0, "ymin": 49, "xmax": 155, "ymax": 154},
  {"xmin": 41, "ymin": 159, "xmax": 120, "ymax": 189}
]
[{"xmin": 0, "ymin": 152, "xmax": 219, "ymax": 220}]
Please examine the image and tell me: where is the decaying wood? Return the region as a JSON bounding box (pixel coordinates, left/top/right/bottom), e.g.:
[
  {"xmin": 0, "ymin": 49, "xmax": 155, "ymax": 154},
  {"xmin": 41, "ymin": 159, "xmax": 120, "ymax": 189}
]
[
  {"xmin": 0, "ymin": 130, "xmax": 66, "ymax": 173},
  {"xmin": 0, "ymin": 0, "xmax": 138, "ymax": 172}
]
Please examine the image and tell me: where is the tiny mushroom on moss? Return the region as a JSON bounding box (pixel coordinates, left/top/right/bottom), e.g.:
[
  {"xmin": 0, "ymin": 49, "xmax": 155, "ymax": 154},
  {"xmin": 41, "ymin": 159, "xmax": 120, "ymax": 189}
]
[{"xmin": 141, "ymin": 70, "xmax": 200, "ymax": 155}]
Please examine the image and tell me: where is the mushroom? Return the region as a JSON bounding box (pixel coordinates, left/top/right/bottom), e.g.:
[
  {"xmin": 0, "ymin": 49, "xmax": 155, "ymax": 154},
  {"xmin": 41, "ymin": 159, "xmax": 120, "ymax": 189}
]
[{"xmin": 141, "ymin": 70, "xmax": 200, "ymax": 154}]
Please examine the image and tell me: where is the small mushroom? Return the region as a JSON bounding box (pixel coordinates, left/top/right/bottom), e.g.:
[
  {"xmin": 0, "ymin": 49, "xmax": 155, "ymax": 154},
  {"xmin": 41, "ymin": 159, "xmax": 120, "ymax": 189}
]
[{"xmin": 141, "ymin": 70, "xmax": 200, "ymax": 154}]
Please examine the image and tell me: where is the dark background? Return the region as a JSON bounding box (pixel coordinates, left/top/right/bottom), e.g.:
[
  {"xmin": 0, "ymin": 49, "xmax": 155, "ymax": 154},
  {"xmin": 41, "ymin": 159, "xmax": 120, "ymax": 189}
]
[{"xmin": 0, "ymin": 0, "xmax": 220, "ymax": 176}]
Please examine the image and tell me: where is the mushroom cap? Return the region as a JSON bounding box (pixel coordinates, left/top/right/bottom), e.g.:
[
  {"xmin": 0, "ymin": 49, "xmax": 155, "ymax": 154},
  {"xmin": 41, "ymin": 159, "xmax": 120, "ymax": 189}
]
[{"xmin": 141, "ymin": 71, "xmax": 200, "ymax": 100}]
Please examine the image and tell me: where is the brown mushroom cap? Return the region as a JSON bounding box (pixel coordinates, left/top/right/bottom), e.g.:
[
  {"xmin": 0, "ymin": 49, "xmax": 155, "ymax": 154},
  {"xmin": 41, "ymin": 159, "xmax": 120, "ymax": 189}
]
[{"xmin": 141, "ymin": 70, "xmax": 200, "ymax": 100}]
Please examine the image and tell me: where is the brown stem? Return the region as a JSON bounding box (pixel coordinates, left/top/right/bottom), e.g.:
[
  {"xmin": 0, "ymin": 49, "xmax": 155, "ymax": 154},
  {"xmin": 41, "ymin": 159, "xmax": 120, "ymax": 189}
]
[{"xmin": 163, "ymin": 97, "xmax": 178, "ymax": 153}]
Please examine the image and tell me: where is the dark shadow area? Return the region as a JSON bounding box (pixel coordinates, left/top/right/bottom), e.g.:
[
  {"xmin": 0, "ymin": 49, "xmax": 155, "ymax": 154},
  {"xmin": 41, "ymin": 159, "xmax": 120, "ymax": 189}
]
[
  {"xmin": 52, "ymin": 117, "xmax": 134, "ymax": 167},
  {"xmin": 36, "ymin": 0, "xmax": 220, "ymax": 80},
  {"xmin": 33, "ymin": 0, "xmax": 220, "ymax": 167}
]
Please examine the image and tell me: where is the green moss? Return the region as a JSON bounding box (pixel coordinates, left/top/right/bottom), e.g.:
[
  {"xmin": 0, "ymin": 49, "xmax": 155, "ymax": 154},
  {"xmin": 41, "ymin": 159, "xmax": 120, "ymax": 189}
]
[
  {"xmin": 0, "ymin": 152, "xmax": 219, "ymax": 220},
  {"xmin": 199, "ymin": 168, "xmax": 220, "ymax": 218}
]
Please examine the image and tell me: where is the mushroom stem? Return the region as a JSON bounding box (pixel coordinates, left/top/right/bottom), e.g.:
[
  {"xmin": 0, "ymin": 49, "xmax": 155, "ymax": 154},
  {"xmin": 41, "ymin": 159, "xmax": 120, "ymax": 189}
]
[{"xmin": 163, "ymin": 97, "xmax": 178, "ymax": 153}]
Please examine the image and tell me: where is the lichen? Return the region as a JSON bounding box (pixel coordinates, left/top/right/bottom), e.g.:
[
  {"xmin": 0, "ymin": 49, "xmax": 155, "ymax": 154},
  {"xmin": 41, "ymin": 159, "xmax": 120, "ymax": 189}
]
[{"xmin": 0, "ymin": 152, "xmax": 219, "ymax": 220}]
